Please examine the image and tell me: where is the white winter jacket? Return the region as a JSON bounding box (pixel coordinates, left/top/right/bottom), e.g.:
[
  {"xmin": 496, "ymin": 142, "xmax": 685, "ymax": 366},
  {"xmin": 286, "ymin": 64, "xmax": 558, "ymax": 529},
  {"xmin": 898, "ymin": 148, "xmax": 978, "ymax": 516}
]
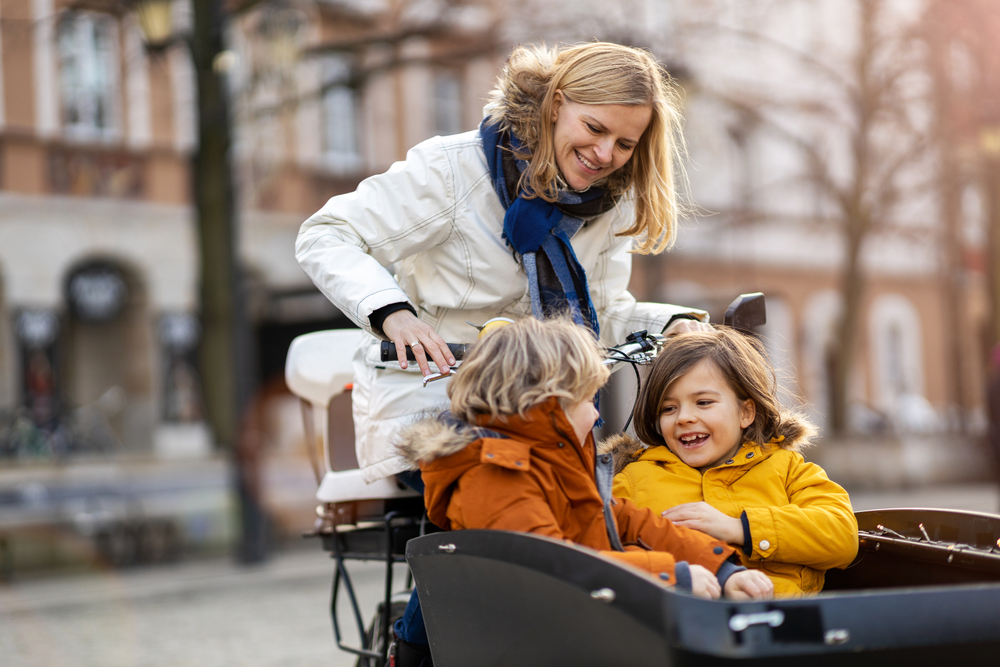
[{"xmin": 296, "ymin": 129, "xmax": 707, "ymax": 482}]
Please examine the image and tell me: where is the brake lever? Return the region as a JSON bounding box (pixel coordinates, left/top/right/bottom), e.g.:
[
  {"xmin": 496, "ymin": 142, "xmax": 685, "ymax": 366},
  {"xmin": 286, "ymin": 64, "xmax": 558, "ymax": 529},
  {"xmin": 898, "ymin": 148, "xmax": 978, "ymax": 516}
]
[
  {"xmin": 422, "ymin": 367, "xmax": 459, "ymax": 387},
  {"xmin": 604, "ymin": 331, "xmax": 667, "ymax": 367}
]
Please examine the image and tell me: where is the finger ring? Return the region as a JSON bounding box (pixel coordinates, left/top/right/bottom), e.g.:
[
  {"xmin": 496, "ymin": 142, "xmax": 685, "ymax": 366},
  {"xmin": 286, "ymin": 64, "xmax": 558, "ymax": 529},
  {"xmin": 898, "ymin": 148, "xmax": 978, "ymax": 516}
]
[{"xmin": 410, "ymin": 340, "xmax": 421, "ymax": 347}]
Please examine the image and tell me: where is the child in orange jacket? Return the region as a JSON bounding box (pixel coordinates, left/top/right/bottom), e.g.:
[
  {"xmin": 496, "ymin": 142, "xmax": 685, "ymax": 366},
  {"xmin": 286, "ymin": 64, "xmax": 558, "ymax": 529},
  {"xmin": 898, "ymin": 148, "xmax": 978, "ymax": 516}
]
[
  {"xmin": 397, "ymin": 317, "xmax": 773, "ymax": 600},
  {"xmin": 610, "ymin": 328, "xmax": 858, "ymax": 596}
]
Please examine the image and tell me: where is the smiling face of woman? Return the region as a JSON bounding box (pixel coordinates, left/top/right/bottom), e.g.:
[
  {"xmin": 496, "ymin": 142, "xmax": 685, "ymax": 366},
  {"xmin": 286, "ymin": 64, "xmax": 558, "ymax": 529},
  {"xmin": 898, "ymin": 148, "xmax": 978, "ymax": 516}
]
[{"xmin": 550, "ymin": 91, "xmax": 652, "ymax": 191}]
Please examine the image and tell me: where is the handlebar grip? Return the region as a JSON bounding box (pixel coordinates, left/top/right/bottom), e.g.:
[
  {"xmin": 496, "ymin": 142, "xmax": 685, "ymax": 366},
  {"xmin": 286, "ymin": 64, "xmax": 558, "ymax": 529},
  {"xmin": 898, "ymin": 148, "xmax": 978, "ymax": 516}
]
[
  {"xmin": 604, "ymin": 341, "xmax": 647, "ymax": 364},
  {"xmin": 380, "ymin": 341, "xmax": 469, "ymax": 363}
]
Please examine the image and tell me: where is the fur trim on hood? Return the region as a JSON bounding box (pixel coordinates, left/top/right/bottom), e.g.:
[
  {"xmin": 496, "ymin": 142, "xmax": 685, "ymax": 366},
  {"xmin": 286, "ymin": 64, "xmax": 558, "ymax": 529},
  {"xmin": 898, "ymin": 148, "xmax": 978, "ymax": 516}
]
[
  {"xmin": 598, "ymin": 433, "xmax": 648, "ymax": 476},
  {"xmin": 598, "ymin": 411, "xmax": 817, "ymax": 477},
  {"xmin": 394, "ymin": 416, "xmax": 478, "ymax": 470}
]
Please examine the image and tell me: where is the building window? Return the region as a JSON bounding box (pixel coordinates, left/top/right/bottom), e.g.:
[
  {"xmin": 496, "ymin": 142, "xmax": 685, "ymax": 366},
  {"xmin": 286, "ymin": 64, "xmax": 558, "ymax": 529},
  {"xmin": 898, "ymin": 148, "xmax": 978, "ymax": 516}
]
[
  {"xmin": 58, "ymin": 12, "xmax": 119, "ymax": 140},
  {"xmin": 869, "ymin": 293, "xmax": 934, "ymax": 431},
  {"xmin": 322, "ymin": 56, "xmax": 362, "ymax": 172},
  {"xmin": 433, "ymin": 70, "xmax": 463, "ymax": 136}
]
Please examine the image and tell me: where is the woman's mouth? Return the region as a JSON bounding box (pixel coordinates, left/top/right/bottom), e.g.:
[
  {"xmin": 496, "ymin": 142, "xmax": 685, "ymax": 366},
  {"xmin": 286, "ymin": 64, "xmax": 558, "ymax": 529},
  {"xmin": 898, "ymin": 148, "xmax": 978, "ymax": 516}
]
[{"xmin": 575, "ymin": 150, "xmax": 601, "ymax": 174}]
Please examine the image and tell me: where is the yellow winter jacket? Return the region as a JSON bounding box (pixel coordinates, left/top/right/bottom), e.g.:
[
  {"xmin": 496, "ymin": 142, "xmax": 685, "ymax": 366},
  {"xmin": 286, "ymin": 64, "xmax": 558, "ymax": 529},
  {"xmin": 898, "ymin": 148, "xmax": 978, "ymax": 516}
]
[{"xmin": 611, "ymin": 437, "xmax": 858, "ymax": 597}]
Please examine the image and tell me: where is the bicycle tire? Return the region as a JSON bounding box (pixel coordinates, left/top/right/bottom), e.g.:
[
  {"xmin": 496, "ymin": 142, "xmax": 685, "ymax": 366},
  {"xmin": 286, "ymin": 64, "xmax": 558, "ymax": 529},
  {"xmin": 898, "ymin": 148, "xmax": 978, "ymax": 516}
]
[{"xmin": 354, "ymin": 599, "xmax": 408, "ymax": 667}]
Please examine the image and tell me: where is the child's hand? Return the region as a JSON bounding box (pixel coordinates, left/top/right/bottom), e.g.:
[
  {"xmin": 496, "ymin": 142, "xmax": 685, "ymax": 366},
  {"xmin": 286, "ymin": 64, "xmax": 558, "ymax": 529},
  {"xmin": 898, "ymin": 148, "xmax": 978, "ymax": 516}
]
[
  {"xmin": 662, "ymin": 502, "xmax": 743, "ymax": 545},
  {"xmin": 724, "ymin": 570, "xmax": 773, "ymax": 600},
  {"xmin": 688, "ymin": 564, "xmax": 722, "ymax": 600}
]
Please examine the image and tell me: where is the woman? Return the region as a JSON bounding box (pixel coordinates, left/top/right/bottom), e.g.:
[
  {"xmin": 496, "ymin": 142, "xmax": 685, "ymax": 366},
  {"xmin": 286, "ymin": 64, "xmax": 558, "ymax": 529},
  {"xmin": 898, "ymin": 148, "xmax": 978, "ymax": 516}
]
[{"xmin": 296, "ymin": 42, "xmax": 709, "ymax": 487}]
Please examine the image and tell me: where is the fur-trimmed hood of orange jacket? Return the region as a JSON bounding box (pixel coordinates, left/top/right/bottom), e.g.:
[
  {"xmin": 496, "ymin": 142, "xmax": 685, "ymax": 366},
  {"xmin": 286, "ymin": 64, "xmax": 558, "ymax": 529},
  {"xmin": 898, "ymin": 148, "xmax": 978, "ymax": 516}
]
[{"xmin": 394, "ymin": 398, "xmax": 740, "ymax": 589}]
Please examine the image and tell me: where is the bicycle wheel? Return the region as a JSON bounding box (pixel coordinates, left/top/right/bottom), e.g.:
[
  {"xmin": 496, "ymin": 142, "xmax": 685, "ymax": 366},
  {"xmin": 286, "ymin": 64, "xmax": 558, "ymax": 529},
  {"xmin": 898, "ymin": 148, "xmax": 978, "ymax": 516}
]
[{"xmin": 355, "ymin": 599, "xmax": 407, "ymax": 667}]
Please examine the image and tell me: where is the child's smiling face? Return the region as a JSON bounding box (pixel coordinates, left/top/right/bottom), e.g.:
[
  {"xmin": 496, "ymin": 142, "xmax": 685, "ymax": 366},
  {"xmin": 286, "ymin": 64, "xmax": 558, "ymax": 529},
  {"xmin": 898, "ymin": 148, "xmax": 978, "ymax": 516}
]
[{"xmin": 658, "ymin": 358, "xmax": 756, "ymax": 473}]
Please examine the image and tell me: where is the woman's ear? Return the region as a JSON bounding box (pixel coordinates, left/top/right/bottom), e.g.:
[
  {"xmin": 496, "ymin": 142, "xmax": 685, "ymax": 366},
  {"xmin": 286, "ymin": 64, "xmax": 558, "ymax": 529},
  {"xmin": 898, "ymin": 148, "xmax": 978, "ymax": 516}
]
[
  {"xmin": 551, "ymin": 90, "xmax": 564, "ymax": 122},
  {"xmin": 740, "ymin": 399, "xmax": 756, "ymax": 429}
]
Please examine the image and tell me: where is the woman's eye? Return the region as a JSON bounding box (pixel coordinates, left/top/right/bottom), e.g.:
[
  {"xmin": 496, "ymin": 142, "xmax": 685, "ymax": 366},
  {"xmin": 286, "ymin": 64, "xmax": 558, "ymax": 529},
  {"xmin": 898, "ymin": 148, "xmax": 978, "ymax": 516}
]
[
  {"xmin": 618, "ymin": 142, "xmax": 634, "ymax": 151},
  {"xmin": 697, "ymin": 400, "xmax": 714, "ymax": 407},
  {"xmin": 585, "ymin": 123, "xmax": 600, "ymax": 134}
]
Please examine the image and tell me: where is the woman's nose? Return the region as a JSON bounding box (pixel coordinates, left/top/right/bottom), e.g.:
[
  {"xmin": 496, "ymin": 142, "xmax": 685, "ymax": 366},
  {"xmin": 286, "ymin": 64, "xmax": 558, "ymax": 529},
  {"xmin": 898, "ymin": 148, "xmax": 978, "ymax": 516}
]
[{"xmin": 594, "ymin": 139, "xmax": 614, "ymax": 165}]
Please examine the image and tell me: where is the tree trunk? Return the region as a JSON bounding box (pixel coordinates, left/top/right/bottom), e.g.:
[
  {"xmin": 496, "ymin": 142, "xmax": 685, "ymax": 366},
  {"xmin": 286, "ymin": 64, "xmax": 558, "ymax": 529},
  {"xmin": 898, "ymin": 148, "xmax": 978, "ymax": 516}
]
[
  {"xmin": 925, "ymin": 4, "xmax": 970, "ymax": 432},
  {"xmin": 829, "ymin": 225, "xmax": 866, "ymax": 434},
  {"xmin": 828, "ymin": 0, "xmax": 877, "ymax": 435},
  {"xmin": 190, "ymin": 0, "xmax": 263, "ymax": 562},
  {"xmin": 191, "ymin": 0, "xmax": 238, "ymax": 449}
]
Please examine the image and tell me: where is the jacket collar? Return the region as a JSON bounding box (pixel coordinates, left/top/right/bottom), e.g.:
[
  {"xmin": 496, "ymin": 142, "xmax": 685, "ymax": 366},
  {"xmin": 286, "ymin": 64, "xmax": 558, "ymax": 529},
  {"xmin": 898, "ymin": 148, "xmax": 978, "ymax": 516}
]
[
  {"xmin": 638, "ymin": 439, "xmax": 778, "ymax": 471},
  {"xmin": 474, "ymin": 397, "xmax": 585, "ymax": 451}
]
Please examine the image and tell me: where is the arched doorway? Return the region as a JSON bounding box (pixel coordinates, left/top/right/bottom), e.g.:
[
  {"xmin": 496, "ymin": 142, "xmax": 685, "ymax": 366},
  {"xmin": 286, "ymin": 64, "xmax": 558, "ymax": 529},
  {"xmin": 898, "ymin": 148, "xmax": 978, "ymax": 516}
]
[
  {"xmin": 62, "ymin": 259, "xmax": 155, "ymax": 452},
  {"xmin": 801, "ymin": 290, "xmax": 842, "ymax": 433},
  {"xmin": 869, "ymin": 293, "xmax": 935, "ymax": 431}
]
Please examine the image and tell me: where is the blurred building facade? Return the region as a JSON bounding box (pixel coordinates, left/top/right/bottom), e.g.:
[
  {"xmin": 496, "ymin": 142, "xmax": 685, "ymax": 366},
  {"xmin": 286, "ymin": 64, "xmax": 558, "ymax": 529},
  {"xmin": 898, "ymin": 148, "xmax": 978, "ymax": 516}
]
[
  {"xmin": 0, "ymin": 0, "xmax": 502, "ymax": 464},
  {"xmin": 661, "ymin": 0, "xmax": 987, "ymax": 436},
  {"xmin": 0, "ymin": 0, "xmax": 988, "ymax": 470}
]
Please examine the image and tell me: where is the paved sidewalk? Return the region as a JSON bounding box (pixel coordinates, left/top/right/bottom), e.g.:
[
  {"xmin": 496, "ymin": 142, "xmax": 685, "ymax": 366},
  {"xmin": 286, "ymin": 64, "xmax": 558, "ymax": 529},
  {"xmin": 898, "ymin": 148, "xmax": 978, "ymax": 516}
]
[
  {"xmin": 2, "ymin": 482, "xmax": 997, "ymax": 667},
  {"xmin": 0, "ymin": 545, "xmax": 392, "ymax": 667}
]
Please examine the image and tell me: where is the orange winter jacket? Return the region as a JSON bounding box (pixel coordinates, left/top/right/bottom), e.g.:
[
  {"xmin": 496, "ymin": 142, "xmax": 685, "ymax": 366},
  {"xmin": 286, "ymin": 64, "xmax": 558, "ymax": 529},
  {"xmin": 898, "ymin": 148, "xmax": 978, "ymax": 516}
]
[{"xmin": 396, "ymin": 398, "xmax": 736, "ymax": 587}]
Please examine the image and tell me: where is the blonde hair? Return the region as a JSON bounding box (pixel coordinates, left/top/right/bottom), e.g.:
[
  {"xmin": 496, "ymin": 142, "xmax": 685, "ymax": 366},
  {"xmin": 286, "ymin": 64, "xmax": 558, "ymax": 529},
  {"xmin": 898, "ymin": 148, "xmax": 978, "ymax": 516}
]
[
  {"xmin": 447, "ymin": 317, "xmax": 610, "ymax": 421},
  {"xmin": 633, "ymin": 329, "xmax": 816, "ymax": 450},
  {"xmin": 486, "ymin": 42, "xmax": 689, "ymax": 253}
]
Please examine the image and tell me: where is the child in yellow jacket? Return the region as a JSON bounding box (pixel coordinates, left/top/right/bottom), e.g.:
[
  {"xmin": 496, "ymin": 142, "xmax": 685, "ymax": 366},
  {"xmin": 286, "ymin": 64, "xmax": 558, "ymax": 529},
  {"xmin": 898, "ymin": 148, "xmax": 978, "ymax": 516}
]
[{"xmin": 609, "ymin": 328, "xmax": 858, "ymax": 597}]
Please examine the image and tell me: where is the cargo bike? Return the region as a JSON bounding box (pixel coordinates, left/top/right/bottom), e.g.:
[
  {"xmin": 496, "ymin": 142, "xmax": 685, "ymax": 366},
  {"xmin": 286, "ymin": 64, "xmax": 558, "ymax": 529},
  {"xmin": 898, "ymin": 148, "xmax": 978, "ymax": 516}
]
[{"xmin": 284, "ymin": 294, "xmax": 1000, "ymax": 666}]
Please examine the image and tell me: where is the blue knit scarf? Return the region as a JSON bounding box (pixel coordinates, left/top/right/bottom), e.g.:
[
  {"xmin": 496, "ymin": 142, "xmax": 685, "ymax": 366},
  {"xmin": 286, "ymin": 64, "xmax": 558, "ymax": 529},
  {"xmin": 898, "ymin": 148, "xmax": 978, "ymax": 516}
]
[{"xmin": 480, "ymin": 119, "xmax": 613, "ymax": 336}]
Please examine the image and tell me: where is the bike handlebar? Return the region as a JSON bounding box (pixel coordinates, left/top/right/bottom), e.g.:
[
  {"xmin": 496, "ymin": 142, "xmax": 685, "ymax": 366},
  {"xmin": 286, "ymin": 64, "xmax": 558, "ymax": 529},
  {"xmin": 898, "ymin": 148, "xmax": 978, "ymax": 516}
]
[
  {"xmin": 603, "ymin": 331, "xmax": 662, "ymax": 367},
  {"xmin": 378, "ymin": 292, "xmax": 766, "ymax": 367},
  {"xmin": 380, "ymin": 341, "xmax": 470, "ymax": 363}
]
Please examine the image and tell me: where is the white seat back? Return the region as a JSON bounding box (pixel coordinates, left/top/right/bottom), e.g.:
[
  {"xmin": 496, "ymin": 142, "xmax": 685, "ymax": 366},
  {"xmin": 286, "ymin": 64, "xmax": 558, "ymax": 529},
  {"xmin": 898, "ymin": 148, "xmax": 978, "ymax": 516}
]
[
  {"xmin": 285, "ymin": 329, "xmax": 364, "ymax": 408},
  {"xmin": 284, "ymin": 329, "xmax": 417, "ymax": 504}
]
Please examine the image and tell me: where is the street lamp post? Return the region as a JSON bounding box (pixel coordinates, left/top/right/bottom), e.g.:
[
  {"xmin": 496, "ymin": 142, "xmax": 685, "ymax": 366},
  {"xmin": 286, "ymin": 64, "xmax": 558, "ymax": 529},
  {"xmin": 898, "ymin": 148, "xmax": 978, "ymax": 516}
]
[{"xmin": 131, "ymin": 0, "xmax": 264, "ymax": 563}]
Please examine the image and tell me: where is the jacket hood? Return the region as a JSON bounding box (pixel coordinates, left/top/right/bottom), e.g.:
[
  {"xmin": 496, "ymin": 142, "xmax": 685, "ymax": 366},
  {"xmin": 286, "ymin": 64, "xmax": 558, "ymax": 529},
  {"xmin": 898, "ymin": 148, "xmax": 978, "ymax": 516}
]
[
  {"xmin": 600, "ymin": 411, "xmax": 816, "ymax": 476},
  {"xmin": 598, "ymin": 433, "xmax": 648, "ymax": 477},
  {"xmin": 395, "ymin": 398, "xmax": 584, "ymax": 529},
  {"xmin": 395, "ymin": 415, "xmax": 478, "ymax": 469}
]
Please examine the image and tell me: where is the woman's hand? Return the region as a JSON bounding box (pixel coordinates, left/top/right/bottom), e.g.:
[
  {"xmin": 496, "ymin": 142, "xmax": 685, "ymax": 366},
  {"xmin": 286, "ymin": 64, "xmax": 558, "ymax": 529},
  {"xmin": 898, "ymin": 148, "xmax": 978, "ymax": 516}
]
[
  {"xmin": 724, "ymin": 570, "xmax": 773, "ymax": 600},
  {"xmin": 381, "ymin": 310, "xmax": 456, "ymax": 377},
  {"xmin": 662, "ymin": 502, "xmax": 743, "ymax": 545},
  {"xmin": 663, "ymin": 318, "xmax": 714, "ymax": 336},
  {"xmin": 688, "ymin": 564, "xmax": 722, "ymax": 600}
]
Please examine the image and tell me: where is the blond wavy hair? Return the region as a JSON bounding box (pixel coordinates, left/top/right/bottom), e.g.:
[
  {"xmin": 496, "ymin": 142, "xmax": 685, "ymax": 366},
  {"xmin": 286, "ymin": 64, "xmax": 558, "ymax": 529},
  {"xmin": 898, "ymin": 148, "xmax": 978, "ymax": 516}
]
[
  {"xmin": 447, "ymin": 317, "xmax": 610, "ymax": 421},
  {"xmin": 485, "ymin": 42, "xmax": 689, "ymax": 254}
]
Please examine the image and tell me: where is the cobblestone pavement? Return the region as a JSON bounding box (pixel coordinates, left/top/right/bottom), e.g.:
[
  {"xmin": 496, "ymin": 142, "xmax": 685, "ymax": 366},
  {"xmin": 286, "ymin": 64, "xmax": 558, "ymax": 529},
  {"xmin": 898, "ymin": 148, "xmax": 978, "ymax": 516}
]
[{"xmin": 2, "ymin": 483, "xmax": 998, "ymax": 667}]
